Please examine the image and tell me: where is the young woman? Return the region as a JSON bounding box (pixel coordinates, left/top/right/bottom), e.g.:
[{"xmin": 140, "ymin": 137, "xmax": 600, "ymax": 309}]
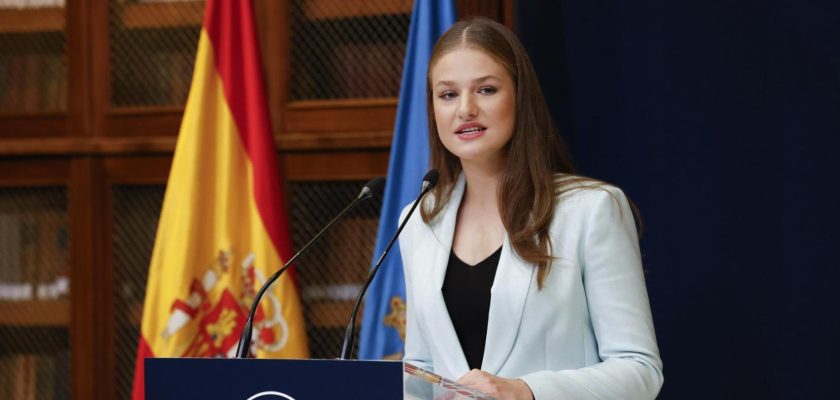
[{"xmin": 398, "ymin": 18, "xmax": 663, "ymax": 399}]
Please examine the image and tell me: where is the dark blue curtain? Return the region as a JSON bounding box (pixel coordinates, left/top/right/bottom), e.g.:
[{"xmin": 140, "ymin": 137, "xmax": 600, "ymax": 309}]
[{"xmin": 516, "ymin": 1, "xmax": 839, "ymax": 398}]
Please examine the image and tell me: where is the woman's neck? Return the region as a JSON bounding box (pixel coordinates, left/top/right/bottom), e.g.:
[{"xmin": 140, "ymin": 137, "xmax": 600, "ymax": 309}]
[
  {"xmin": 460, "ymin": 159, "xmax": 504, "ymax": 211},
  {"xmin": 451, "ymin": 158, "xmax": 507, "ymax": 264}
]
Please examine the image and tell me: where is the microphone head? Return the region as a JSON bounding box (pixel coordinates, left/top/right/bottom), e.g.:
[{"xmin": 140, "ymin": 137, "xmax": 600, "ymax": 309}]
[
  {"xmin": 421, "ymin": 169, "xmax": 439, "ymax": 192},
  {"xmin": 359, "ymin": 177, "xmax": 386, "ymax": 199}
]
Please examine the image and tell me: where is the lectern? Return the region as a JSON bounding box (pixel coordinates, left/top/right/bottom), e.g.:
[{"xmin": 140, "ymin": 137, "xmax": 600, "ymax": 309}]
[{"xmin": 146, "ymin": 358, "xmax": 496, "ymax": 399}]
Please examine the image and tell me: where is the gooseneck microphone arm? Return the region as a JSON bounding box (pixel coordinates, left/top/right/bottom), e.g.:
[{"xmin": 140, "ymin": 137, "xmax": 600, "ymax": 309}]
[
  {"xmin": 338, "ymin": 170, "xmax": 438, "ymax": 360},
  {"xmin": 235, "ymin": 177, "xmax": 385, "ymax": 359}
]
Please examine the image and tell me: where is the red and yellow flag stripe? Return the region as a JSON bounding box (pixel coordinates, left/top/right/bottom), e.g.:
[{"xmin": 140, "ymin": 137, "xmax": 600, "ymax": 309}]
[{"xmin": 132, "ymin": 1, "xmax": 307, "ymax": 398}]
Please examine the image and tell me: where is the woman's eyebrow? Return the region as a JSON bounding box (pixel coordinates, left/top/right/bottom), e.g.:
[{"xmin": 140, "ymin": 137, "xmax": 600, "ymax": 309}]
[
  {"xmin": 434, "ymin": 75, "xmax": 500, "ymax": 89},
  {"xmin": 473, "ymin": 75, "xmax": 499, "ymax": 83}
]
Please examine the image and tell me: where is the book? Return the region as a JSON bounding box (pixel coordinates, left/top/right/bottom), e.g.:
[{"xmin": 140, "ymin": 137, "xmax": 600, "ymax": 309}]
[
  {"xmin": 35, "ymin": 353, "xmax": 56, "ymax": 400},
  {"xmin": 0, "ymin": 213, "xmax": 23, "ymax": 284}
]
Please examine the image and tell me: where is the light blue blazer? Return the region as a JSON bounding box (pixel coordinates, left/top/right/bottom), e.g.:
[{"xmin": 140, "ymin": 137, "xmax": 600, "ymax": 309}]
[{"xmin": 399, "ymin": 175, "xmax": 663, "ymax": 399}]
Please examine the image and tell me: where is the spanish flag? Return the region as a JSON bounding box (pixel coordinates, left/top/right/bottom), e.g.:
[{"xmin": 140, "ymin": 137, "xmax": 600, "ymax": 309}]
[{"xmin": 131, "ymin": 0, "xmax": 308, "ymax": 398}]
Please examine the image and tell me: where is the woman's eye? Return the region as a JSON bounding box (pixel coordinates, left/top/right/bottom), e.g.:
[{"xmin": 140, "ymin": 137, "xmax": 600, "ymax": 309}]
[
  {"xmin": 439, "ymin": 91, "xmax": 457, "ymax": 100},
  {"xmin": 478, "ymin": 86, "xmax": 497, "ymax": 95}
]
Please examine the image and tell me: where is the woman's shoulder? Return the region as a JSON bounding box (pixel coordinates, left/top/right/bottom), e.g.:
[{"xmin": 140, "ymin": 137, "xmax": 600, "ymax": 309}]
[
  {"xmin": 552, "ymin": 173, "xmax": 632, "ymax": 220},
  {"xmin": 553, "ymin": 173, "xmax": 625, "ymax": 199}
]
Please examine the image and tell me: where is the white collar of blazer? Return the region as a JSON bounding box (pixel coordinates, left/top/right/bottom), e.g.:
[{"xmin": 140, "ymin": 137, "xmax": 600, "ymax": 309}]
[{"xmin": 424, "ymin": 173, "xmax": 536, "ymax": 377}]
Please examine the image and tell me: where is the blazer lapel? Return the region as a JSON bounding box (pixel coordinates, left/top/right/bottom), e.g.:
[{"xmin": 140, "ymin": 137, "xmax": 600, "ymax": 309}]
[
  {"xmin": 423, "ymin": 175, "xmax": 470, "ymax": 377},
  {"xmin": 481, "ymin": 233, "xmax": 535, "ymax": 375}
]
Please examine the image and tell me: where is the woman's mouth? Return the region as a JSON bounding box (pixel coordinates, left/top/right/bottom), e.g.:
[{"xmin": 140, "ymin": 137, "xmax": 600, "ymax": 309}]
[
  {"xmin": 455, "ymin": 122, "xmax": 488, "ymax": 138},
  {"xmin": 457, "ymin": 126, "xmax": 487, "ymax": 135}
]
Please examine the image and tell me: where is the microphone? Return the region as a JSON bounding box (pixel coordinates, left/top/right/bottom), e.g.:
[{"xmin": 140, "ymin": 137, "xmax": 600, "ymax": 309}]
[
  {"xmin": 338, "ymin": 169, "xmax": 439, "ymax": 360},
  {"xmin": 235, "ymin": 177, "xmax": 385, "ymax": 359}
]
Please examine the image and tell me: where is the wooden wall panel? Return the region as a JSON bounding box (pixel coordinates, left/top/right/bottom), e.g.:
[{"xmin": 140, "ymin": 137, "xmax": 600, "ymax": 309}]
[
  {"xmin": 0, "ymin": 158, "xmax": 71, "ymax": 186},
  {"xmin": 69, "ymin": 157, "xmax": 110, "ymax": 400},
  {"xmin": 282, "ymin": 150, "xmax": 390, "ymax": 181}
]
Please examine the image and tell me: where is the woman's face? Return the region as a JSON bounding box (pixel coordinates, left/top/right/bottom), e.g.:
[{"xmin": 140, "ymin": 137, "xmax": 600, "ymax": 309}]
[{"xmin": 430, "ymin": 47, "xmax": 515, "ymax": 168}]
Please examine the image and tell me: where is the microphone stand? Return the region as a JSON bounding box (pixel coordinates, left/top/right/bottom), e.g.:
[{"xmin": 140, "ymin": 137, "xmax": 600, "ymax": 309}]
[
  {"xmin": 338, "ymin": 171, "xmax": 437, "ymax": 360},
  {"xmin": 235, "ymin": 177, "xmax": 384, "ymax": 359}
]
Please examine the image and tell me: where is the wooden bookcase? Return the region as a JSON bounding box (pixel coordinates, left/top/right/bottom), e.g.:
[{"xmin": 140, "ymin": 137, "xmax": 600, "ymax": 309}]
[{"xmin": 0, "ymin": 0, "xmax": 513, "ymax": 399}]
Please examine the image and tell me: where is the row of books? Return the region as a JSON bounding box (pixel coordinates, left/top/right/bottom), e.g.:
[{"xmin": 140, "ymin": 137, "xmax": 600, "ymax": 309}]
[
  {"xmin": 0, "ymin": 276, "xmax": 69, "ymax": 301},
  {"xmin": 0, "ymin": 0, "xmax": 192, "ymax": 9},
  {"xmin": 292, "ymin": 41, "xmax": 405, "ymax": 100},
  {"xmin": 0, "ymin": 46, "xmax": 194, "ymax": 111},
  {"xmin": 0, "ymin": 0, "xmax": 64, "ymax": 9},
  {"xmin": 111, "ymin": 48, "xmax": 194, "ymax": 107},
  {"xmin": 0, "ymin": 52, "xmax": 67, "ymax": 113},
  {"xmin": 0, "ymin": 352, "xmax": 70, "ymax": 400},
  {"xmin": 0, "ymin": 208, "xmax": 68, "ymax": 291}
]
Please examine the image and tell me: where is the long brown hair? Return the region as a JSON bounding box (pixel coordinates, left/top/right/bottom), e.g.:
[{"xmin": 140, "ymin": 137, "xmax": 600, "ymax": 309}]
[{"xmin": 421, "ymin": 17, "xmax": 578, "ymax": 288}]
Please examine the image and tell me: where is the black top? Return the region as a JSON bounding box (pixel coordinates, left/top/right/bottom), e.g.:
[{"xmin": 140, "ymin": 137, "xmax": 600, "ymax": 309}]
[{"xmin": 441, "ymin": 246, "xmax": 502, "ymax": 371}]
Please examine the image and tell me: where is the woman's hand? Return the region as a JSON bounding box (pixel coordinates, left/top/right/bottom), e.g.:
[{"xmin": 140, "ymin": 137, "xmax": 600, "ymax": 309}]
[{"xmin": 457, "ymin": 369, "xmax": 534, "ymax": 400}]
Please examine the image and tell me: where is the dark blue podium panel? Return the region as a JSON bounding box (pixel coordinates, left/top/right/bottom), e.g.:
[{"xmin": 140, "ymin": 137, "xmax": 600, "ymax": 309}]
[{"xmin": 146, "ymin": 358, "xmax": 404, "ymax": 400}]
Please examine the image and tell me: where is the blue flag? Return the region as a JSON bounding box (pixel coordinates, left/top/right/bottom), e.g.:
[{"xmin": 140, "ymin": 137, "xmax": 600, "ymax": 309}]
[{"xmin": 359, "ymin": 0, "xmax": 456, "ymax": 360}]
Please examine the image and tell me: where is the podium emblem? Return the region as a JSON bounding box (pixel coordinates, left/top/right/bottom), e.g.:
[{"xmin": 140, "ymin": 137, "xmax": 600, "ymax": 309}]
[{"xmin": 246, "ymin": 391, "xmax": 296, "ymax": 400}]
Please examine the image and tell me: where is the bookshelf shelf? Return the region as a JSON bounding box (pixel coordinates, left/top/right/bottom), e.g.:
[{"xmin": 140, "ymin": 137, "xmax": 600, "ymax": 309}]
[
  {"xmin": 121, "ymin": 1, "xmax": 203, "ymax": 29},
  {"xmin": 0, "ymin": 7, "xmax": 64, "ymax": 33},
  {"xmin": 0, "ymin": 300, "xmax": 70, "ymax": 326}
]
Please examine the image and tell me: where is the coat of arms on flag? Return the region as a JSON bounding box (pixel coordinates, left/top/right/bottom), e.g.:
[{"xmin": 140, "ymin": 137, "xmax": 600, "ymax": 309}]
[{"xmin": 159, "ymin": 249, "xmax": 292, "ymax": 357}]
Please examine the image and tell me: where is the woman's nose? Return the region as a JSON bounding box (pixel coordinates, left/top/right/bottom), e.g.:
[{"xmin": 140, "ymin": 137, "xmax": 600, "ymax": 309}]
[{"xmin": 457, "ymin": 94, "xmax": 477, "ymax": 120}]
